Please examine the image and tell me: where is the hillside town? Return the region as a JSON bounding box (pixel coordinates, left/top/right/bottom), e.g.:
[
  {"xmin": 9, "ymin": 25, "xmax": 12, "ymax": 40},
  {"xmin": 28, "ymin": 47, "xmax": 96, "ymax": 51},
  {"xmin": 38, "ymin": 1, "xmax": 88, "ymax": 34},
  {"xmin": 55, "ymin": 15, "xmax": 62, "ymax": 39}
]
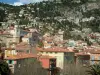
[
  {"xmin": 0, "ymin": 0, "xmax": 100, "ymax": 75},
  {"xmin": 0, "ymin": 23, "xmax": 100, "ymax": 75}
]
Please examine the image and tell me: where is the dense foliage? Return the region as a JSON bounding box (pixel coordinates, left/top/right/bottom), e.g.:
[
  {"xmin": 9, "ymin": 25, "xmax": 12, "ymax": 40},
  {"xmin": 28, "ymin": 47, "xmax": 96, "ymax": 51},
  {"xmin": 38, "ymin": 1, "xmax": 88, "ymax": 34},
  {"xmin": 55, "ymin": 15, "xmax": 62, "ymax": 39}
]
[
  {"xmin": 14, "ymin": 58, "xmax": 47, "ymax": 75},
  {"xmin": 88, "ymin": 64, "xmax": 100, "ymax": 75},
  {"xmin": 0, "ymin": 60, "xmax": 11, "ymax": 75}
]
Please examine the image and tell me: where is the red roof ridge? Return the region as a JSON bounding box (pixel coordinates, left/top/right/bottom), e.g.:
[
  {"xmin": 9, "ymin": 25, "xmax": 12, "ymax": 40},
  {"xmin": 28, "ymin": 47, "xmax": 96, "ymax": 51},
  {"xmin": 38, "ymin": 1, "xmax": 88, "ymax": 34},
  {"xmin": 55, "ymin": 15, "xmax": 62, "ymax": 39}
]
[
  {"xmin": 5, "ymin": 53, "xmax": 37, "ymax": 60},
  {"xmin": 36, "ymin": 47, "xmax": 74, "ymax": 52}
]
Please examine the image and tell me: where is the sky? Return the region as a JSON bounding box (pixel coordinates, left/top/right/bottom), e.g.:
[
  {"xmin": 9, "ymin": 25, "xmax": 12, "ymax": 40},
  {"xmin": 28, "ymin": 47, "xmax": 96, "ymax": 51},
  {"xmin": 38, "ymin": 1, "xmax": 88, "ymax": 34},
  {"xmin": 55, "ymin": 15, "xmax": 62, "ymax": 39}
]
[{"xmin": 0, "ymin": 0, "xmax": 45, "ymax": 6}]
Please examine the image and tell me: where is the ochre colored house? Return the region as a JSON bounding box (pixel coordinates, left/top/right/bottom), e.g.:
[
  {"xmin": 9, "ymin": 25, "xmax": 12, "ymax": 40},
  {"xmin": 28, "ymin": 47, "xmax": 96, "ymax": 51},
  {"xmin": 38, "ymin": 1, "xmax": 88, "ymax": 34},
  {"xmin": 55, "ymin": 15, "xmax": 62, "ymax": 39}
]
[{"xmin": 90, "ymin": 50, "xmax": 100, "ymax": 65}]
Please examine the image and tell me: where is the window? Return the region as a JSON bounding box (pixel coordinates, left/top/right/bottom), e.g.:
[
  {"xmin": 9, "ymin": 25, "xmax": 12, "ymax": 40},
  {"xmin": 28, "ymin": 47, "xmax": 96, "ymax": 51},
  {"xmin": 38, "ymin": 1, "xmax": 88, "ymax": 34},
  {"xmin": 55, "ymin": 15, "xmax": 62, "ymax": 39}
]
[
  {"xmin": 17, "ymin": 29, "xmax": 19, "ymax": 32},
  {"xmin": 9, "ymin": 60, "xmax": 12, "ymax": 64},
  {"xmin": 46, "ymin": 52, "xmax": 48, "ymax": 54},
  {"xmin": 99, "ymin": 56, "xmax": 100, "ymax": 64},
  {"xmin": 50, "ymin": 59, "xmax": 56, "ymax": 70},
  {"xmin": 91, "ymin": 56, "xmax": 95, "ymax": 65},
  {"xmin": 50, "ymin": 52, "xmax": 52, "ymax": 54},
  {"xmin": 26, "ymin": 50, "xmax": 30, "ymax": 53},
  {"xmin": 48, "ymin": 42, "xmax": 52, "ymax": 44},
  {"xmin": 91, "ymin": 56, "xmax": 95, "ymax": 60},
  {"xmin": 55, "ymin": 52, "xmax": 57, "ymax": 54},
  {"xmin": 33, "ymin": 38, "xmax": 36, "ymax": 41},
  {"xmin": 17, "ymin": 50, "xmax": 23, "ymax": 53},
  {"xmin": 27, "ymin": 40, "xmax": 28, "ymax": 42}
]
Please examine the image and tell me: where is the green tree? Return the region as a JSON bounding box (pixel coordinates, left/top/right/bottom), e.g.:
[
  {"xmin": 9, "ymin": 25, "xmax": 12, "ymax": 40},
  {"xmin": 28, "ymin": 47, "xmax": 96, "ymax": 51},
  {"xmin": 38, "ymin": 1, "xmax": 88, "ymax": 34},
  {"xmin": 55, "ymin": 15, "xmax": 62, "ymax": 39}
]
[
  {"xmin": 15, "ymin": 58, "xmax": 47, "ymax": 75},
  {"xmin": 0, "ymin": 9, "xmax": 6, "ymax": 22},
  {"xmin": 81, "ymin": 0, "xmax": 88, "ymax": 3},
  {"xmin": 38, "ymin": 41, "xmax": 44, "ymax": 48},
  {"xmin": 88, "ymin": 64, "xmax": 100, "ymax": 75},
  {"xmin": 19, "ymin": 19, "xmax": 29, "ymax": 25},
  {"xmin": 0, "ymin": 60, "xmax": 11, "ymax": 75},
  {"xmin": 62, "ymin": 64, "xmax": 89, "ymax": 75}
]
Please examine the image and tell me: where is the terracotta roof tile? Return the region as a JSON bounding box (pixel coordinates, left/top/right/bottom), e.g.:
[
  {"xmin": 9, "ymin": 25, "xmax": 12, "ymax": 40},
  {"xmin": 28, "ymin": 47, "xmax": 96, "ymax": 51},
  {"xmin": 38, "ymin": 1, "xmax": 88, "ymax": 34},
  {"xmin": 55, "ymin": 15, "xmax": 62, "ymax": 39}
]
[
  {"xmin": 75, "ymin": 52, "xmax": 90, "ymax": 56},
  {"xmin": 15, "ymin": 42, "xmax": 31, "ymax": 50},
  {"xmin": 38, "ymin": 55, "xmax": 55, "ymax": 59},
  {"xmin": 90, "ymin": 50, "xmax": 100, "ymax": 54},
  {"xmin": 36, "ymin": 47, "xmax": 74, "ymax": 52},
  {"xmin": 5, "ymin": 53, "xmax": 37, "ymax": 60}
]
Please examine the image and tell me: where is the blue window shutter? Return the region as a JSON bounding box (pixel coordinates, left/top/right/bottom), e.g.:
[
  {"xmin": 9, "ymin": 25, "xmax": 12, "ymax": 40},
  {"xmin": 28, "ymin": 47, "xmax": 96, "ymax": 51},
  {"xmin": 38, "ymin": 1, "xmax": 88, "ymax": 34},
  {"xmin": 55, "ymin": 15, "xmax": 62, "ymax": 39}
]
[
  {"xmin": 91, "ymin": 56, "xmax": 95, "ymax": 60},
  {"xmin": 99, "ymin": 56, "xmax": 100, "ymax": 64},
  {"xmin": 91, "ymin": 56, "xmax": 95, "ymax": 65}
]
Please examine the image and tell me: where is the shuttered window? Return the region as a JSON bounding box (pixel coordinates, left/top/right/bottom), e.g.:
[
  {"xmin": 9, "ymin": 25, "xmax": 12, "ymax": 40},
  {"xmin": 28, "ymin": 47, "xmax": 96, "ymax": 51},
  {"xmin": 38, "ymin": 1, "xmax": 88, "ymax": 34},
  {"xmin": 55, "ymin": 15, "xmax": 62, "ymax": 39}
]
[{"xmin": 91, "ymin": 56, "xmax": 95, "ymax": 65}]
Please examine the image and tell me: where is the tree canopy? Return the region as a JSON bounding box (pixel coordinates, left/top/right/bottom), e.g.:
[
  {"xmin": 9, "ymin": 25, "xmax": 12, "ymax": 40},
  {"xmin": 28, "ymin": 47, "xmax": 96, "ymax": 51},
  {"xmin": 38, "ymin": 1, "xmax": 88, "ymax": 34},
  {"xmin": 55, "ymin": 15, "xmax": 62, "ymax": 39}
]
[{"xmin": 0, "ymin": 60, "xmax": 11, "ymax": 75}]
